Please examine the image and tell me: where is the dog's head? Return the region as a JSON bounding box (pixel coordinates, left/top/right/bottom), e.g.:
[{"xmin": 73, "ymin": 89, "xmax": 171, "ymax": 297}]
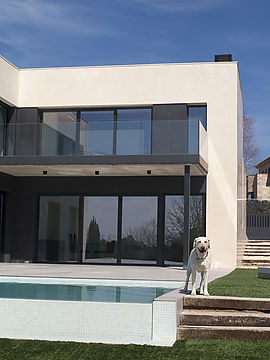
[{"xmin": 193, "ymin": 237, "xmax": 210, "ymax": 257}]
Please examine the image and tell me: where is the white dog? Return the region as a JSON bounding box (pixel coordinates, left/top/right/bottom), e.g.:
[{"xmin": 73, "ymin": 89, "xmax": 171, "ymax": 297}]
[{"xmin": 183, "ymin": 237, "xmax": 211, "ymax": 296}]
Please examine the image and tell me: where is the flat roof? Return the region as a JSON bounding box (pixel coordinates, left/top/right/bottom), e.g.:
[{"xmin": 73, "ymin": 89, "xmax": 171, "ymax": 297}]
[{"xmin": 0, "ymin": 54, "xmax": 238, "ymax": 71}]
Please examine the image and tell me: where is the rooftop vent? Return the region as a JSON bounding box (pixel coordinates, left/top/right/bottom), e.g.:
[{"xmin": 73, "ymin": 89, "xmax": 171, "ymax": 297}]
[{"xmin": 214, "ymin": 54, "xmax": 232, "ymax": 62}]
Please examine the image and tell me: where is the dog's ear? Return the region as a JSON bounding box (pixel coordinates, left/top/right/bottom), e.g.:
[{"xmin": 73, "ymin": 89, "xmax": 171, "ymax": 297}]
[
  {"xmin": 193, "ymin": 238, "xmax": 197, "ymax": 248},
  {"xmin": 207, "ymin": 239, "xmax": 210, "ymax": 248}
]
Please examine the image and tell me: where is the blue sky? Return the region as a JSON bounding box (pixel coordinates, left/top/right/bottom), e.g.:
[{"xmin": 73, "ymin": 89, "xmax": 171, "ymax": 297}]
[{"xmin": 0, "ymin": 0, "xmax": 269, "ymax": 162}]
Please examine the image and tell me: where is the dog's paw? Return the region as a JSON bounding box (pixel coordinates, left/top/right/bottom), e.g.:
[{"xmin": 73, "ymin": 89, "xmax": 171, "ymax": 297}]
[
  {"xmin": 191, "ymin": 290, "xmax": 196, "ymax": 296},
  {"xmin": 203, "ymin": 291, "xmax": 210, "ymax": 296}
]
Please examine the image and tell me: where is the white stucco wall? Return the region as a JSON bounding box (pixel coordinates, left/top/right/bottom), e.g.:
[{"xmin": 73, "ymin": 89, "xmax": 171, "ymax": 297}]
[
  {"xmin": 0, "ymin": 59, "xmax": 243, "ymax": 268},
  {"xmin": 0, "ymin": 56, "xmax": 19, "ymax": 106}
]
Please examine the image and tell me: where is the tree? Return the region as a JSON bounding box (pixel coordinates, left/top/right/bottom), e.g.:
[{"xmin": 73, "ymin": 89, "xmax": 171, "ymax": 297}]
[
  {"xmin": 85, "ymin": 216, "xmax": 100, "ymax": 258},
  {"xmin": 243, "ymin": 112, "xmax": 259, "ymax": 175},
  {"xmin": 166, "ymin": 197, "xmax": 204, "ymax": 245}
]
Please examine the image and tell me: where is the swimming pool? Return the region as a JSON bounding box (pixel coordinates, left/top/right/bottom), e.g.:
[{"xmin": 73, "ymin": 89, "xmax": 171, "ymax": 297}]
[
  {"xmin": 0, "ymin": 282, "xmax": 175, "ymax": 303},
  {"xmin": 0, "ymin": 276, "xmax": 184, "ymax": 346}
]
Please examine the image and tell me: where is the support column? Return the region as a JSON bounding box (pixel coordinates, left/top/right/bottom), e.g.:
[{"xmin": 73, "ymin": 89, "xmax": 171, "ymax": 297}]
[
  {"xmin": 78, "ymin": 196, "xmax": 84, "ymax": 263},
  {"xmin": 183, "ymin": 165, "xmax": 190, "ymax": 269},
  {"xmin": 157, "ymin": 194, "xmax": 165, "ymax": 266},
  {"xmin": 117, "ymin": 196, "xmax": 123, "ymax": 265}
]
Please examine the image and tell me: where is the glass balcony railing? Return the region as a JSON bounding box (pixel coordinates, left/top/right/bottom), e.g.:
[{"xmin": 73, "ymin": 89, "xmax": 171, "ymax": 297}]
[{"xmin": 2, "ymin": 119, "xmax": 207, "ymax": 162}]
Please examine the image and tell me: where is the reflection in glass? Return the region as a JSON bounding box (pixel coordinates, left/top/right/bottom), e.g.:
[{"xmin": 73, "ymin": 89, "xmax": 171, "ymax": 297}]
[
  {"xmin": 83, "ymin": 197, "xmax": 118, "ymax": 263},
  {"xmin": 42, "ymin": 112, "xmax": 77, "ymax": 155},
  {"xmin": 165, "ymin": 195, "xmax": 205, "ymax": 265},
  {"xmin": 122, "ymin": 197, "xmax": 157, "ymax": 264},
  {"xmin": 0, "ymin": 194, "xmax": 4, "ymax": 261},
  {"xmin": 189, "ymin": 196, "xmax": 205, "ymax": 250},
  {"xmin": 165, "ymin": 196, "xmax": 184, "ymax": 265},
  {"xmin": 116, "ymin": 109, "xmax": 151, "ymax": 155},
  {"xmin": 188, "ymin": 106, "xmax": 207, "ymax": 129},
  {"xmin": 0, "ymin": 106, "xmax": 6, "ymax": 156},
  {"xmin": 38, "ymin": 196, "xmax": 79, "ymax": 262},
  {"xmin": 188, "ymin": 107, "xmax": 206, "ymax": 154},
  {"xmin": 80, "ymin": 111, "xmax": 114, "ymax": 155}
]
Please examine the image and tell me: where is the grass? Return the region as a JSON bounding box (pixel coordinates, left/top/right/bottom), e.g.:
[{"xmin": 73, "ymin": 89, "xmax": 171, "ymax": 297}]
[
  {"xmin": 0, "ymin": 338, "xmax": 270, "ymax": 360},
  {"xmin": 207, "ymin": 268, "xmax": 270, "ymax": 298}
]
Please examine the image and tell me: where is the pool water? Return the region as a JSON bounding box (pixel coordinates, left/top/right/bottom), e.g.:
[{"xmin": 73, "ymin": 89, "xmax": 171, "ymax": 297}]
[{"xmin": 0, "ymin": 282, "xmax": 175, "ymax": 303}]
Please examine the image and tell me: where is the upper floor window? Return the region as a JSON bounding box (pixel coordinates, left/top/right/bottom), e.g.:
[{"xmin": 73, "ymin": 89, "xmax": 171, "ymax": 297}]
[
  {"xmin": 188, "ymin": 106, "xmax": 207, "ymax": 130},
  {"xmin": 41, "ymin": 108, "xmax": 152, "ymax": 156}
]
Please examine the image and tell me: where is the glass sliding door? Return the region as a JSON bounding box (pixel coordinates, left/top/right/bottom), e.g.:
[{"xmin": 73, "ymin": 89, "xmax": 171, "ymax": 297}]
[
  {"xmin": 0, "ymin": 194, "xmax": 4, "ymax": 261},
  {"xmin": 38, "ymin": 196, "xmax": 79, "ymax": 262},
  {"xmin": 83, "ymin": 197, "xmax": 118, "ymax": 263},
  {"xmin": 121, "ymin": 197, "xmax": 157, "ymax": 264},
  {"xmin": 165, "ymin": 196, "xmax": 184, "ymax": 265},
  {"xmin": 189, "ymin": 195, "xmax": 205, "ymax": 248},
  {"xmin": 165, "ymin": 195, "xmax": 205, "ymax": 265}
]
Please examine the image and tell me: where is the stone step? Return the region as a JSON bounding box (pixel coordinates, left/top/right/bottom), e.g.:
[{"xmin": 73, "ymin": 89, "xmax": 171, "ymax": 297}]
[
  {"xmin": 244, "ymin": 253, "xmax": 270, "ymax": 256},
  {"xmin": 245, "ymin": 246, "xmax": 270, "ymax": 249},
  {"xmin": 248, "ymin": 241, "xmax": 270, "ymax": 245},
  {"xmin": 177, "ymin": 325, "xmax": 270, "ymax": 340},
  {"xmin": 245, "ymin": 252, "xmax": 270, "ymax": 255},
  {"xmin": 179, "ymin": 310, "xmax": 270, "ymax": 327},
  {"xmin": 242, "ymin": 256, "xmax": 270, "ymax": 261},
  {"xmin": 241, "ymin": 263, "xmax": 270, "ymax": 268},
  {"xmin": 183, "ymin": 295, "xmax": 270, "ymax": 312}
]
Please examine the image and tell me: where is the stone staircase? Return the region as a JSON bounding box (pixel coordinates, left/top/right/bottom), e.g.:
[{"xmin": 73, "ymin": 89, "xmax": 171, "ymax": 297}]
[
  {"xmin": 241, "ymin": 239, "xmax": 270, "ymax": 268},
  {"xmin": 177, "ymin": 295, "xmax": 270, "ymax": 340}
]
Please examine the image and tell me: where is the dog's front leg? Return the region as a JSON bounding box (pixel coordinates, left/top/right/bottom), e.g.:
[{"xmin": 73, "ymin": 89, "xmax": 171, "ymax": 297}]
[
  {"xmin": 191, "ymin": 270, "xmax": 197, "ymax": 296},
  {"xmin": 200, "ymin": 273, "xmax": 204, "ymax": 295},
  {"xmin": 202, "ymin": 271, "xmax": 209, "ymax": 296},
  {"xmin": 184, "ymin": 267, "xmax": 191, "ymax": 293}
]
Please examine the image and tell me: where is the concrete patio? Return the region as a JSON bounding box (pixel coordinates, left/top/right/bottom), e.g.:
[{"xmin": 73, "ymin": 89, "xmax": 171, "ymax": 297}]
[{"xmin": 0, "ymin": 263, "xmax": 233, "ymax": 286}]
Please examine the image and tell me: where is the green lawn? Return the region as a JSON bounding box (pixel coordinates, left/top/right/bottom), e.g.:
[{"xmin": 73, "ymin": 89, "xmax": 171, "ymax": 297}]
[
  {"xmin": 0, "ymin": 338, "xmax": 270, "ymax": 360},
  {"xmin": 207, "ymin": 268, "xmax": 270, "ymax": 298}
]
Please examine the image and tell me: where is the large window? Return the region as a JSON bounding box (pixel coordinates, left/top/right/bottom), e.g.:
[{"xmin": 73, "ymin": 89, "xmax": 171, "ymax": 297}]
[
  {"xmin": 83, "ymin": 197, "xmax": 118, "ymax": 263},
  {"xmin": 116, "ymin": 109, "xmax": 151, "ymax": 155},
  {"xmin": 188, "ymin": 106, "xmax": 207, "ymax": 155},
  {"xmin": 41, "ymin": 108, "xmax": 152, "ymax": 156},
  {"xmin": 165, "ymin": 195, "xmax": 205, "ymax": 265},
  {"xmin": 121, "ymin": 197, "xmax": 157, "ymax": 264},
  {"xmin": 188, "ymin": 106, "xmax": 207, "ymax": 129},
  {"xmin": 80, "ymin": 111, "xmax": 114, "ymax": 155},
  {"xmin": 0, "ymin": 194, "xmax": 4, "ymax": 261},
  {"xmin": 37, "ymin": 193, "xmax": 205, "ymax": 265},
  {"xmin": 42, "ymin": 112, "xmax": 77, "ymax": 155},
  {"xmin": 38, "ymin": 196, "xmax": 79, "ymax": 262}
]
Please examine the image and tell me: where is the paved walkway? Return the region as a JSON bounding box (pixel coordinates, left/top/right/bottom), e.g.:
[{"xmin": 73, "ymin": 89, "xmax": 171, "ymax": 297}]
[{"xmin": 0, "ymin": 263, "xmax": 233, "ymax": 285}]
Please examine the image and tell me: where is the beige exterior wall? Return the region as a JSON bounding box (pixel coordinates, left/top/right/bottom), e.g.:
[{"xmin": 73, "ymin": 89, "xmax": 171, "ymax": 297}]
[
  {"xmin": 236, "ymin": 71, "xmax": 247, "ymax": 266},
  {"xmin": 0, "ymin": 56, "xmax": 19, "ymax": 106},
  {"xmin": 0, "ymin": 58, "xmax": 243, "ymax": 269}
]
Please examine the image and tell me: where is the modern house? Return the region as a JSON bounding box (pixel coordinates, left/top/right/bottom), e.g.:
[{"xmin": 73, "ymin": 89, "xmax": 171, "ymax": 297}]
[{"xmin": 0, "ymin": 54, "xmax": 246, "ymax": 269}]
